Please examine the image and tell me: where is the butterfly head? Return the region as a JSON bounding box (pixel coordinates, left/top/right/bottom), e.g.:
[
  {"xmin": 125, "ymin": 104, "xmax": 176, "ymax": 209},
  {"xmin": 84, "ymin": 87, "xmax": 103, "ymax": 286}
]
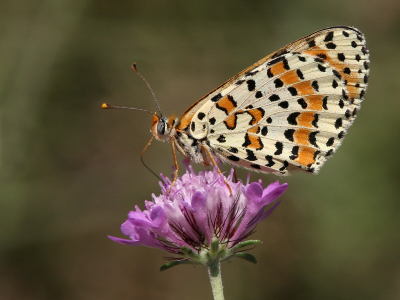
[
  {"xmin": 152, "ymin": 114, "xmax": 169, "ymax": 141},
  {"xmin": 151, "ymin": 113, "xmax": 176, "ymax": 141}
]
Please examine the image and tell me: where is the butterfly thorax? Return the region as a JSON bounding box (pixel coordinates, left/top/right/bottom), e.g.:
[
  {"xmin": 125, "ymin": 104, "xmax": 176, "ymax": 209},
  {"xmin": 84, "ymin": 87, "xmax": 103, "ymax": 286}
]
[
  {"xmin": 151, "ymin": 114, "xmax": 205, "ymax": 163},
  {"xmin": 166, "ymin": 115, "xmax": 214, "ymax": 165}
]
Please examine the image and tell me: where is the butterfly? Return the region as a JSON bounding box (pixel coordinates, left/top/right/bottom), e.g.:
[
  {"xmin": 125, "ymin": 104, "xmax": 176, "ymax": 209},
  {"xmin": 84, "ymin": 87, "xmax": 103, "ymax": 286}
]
[{"xmin": 103, "ymin": 26, "xmax": 369, "ymax": 186}]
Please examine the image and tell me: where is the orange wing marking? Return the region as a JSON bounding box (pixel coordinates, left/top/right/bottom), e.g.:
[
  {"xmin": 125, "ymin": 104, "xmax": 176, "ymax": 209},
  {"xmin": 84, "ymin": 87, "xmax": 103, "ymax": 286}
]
[
  {"xmin": 224, "ymin": 114, "xmax": 237, "ymax": 129},
  {"xmin": 295, "ymin": 147, "xmax": 316, "ymax": 166},
  {"xmin": 217, "ymin": 95, "xmax": 237, "ymax": 115},
  {"xmin": 305, "ymin": 95, "xmax": 324, "ymax": 110},
  {"xmin": 247, "ymin": 108, "xmax": 264, "ymax": 125},
  {"xmin": 297, "ymin": 112, "xmax": 316, "ymax": 128},
  {"xmin": 248, "ymin": 126, "xmax": 260, "ymax": 134},
  {"xmin": 293, "ymin": 81, "xmax": 315, "ymax": 95},
  {"xmin": 294, "ymin": 128, "xmax": 313, "ymax": 146},
  {"xmin": 270, "ymin": 61, "xmax": 287, "ymax": 77},
  {"xmin": 280, "ymin": 70, "xmax": 301, "ymax": 85}
]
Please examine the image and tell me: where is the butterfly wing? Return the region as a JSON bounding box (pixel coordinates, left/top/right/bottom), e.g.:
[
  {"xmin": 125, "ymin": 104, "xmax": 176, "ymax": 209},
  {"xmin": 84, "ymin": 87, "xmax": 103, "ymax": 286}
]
[{"xmin": 185, "ymin": 26, "xmax": 369, "ymax": 174}]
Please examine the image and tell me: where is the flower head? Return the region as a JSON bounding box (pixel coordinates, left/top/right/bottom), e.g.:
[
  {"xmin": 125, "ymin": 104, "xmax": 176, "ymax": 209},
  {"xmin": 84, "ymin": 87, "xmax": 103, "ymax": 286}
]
[{"xmin": 109, "ymin": 162, "xmax": 288, "ymax": 269}]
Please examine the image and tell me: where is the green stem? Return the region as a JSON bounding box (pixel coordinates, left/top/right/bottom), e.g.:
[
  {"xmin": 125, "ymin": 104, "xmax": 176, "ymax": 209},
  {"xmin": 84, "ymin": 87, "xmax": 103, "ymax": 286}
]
[{"xmin": 208, "ymin": 260, "xmax": 224, "ymax": 300}]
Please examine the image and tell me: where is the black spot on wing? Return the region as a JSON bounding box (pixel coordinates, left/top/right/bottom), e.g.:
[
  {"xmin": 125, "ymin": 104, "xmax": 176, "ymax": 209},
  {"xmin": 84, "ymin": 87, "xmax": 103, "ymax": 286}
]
[
  {"xmin": 278, "ymin": 101, "xmax": 289, "ymax": 109},
  {"xmin": 267, "ymin": 56, "xmax": 285, "ymax": 66},
  {"xmin": 312, "ymin": 114, "xmax": 319, "ymax": 128},
  {"xmin": 217, "ymin": 135, "xmax": 226, "ymax": 143},
  {"xmin": 284, "ymin": 129, "xmax": 295, "ymax": 142},
  {"xmin": 287, "ymin": 112, "xmax": 300, "ymax": 125},
  {"xmin": 198, "ymin": 112, "xmax": 205, "ymax": 120},
  {"xmin": 242, "ymin": 133, "xmax": 251, "ymax": 147},
  {"xmin": 269, "ymin": 94, "xmax": 280, "ymax": 102},
  {"xmin": 283, "ymin": 58, "xmax": 290, "ymax": 70},
  {"xmin": 245, "ymin": 149, "xmax": 257, "ymax": 161},
  {"xmin": 211, "ymin": 93, "xmax": 222, "ymax": 102},
  {"xmin": 333, "ymin": 70, "xmax": 342, "ymax": 80},
  {"xmin": 309, "ymin": 131, "xmax": 319, "ymax": 148},
  {"xmin": 288, "ymin": 87, "xmax": 297, "ymax": 96},
  {"xmin": 362, "ymin": 46, "xmax": 368, "ymax": 55},
  {"xmin": 247, "ymin": 80, "xmax": 256, "ymax": 91},
  {"xmin": 289, "ymin": 146, "xmax": 299, "ymax": 160},
  {"xmin": 245, "ymin": 70, "xmax": 259, "ymax": 77},
  {"xmin": 296, "ymin": 69, "xmax": 304, "ymax": 80},
  {"xmin": 261, "ymin": 126, "xmax": 268, "ymax": 136},
  {"xmin": 326, "ymin": 42, "xmax": 336, "ymax": 49},
  {"xmin": 279, "ymin": 161, "xmax": 289, "ymax": 172},
  {"xmin": 307, "ymin": 39, "xmax": 316, "ymax": 48},
  {"xmin": 274, "ymin": 142, "xmax": 283, "ymax": 155},
  {"xmin": 311, "ymin": 80, "xmax": 319, "ymax": 92},
  {"xmin": 228, "ymin": 147, "xmax": 238, "ymax": 153},
  {"xmin": 298, "ymin": 98, "xmax": 307, "ymax": 109},
  {"xmin": 326, "ymin": 137, "xmax": 334, "ymax": 147},
  {"xmin": 335, "ymin": 118, "xmax": 343, "ymax": 129},
  {"xmin": 318, "ymin": 64, "xmax": 326, "ymax": 72},
  {"xmin": 267, "ymin": 68, "xmax": 273, "ymax": 78},
  {"xmin": 324, "ymin": 31, "xmax": 334, "ymax": 42},
  {"xmin": 227, "ymin": 155, "xmax": 240, "ymax": 162},
  {"xmin": 265, "ymin": 155, "xmax": 275, "ymax": 167},
  {"xmin": 274, "ymin": 78, "xmax": 284, "ymax": 88}
]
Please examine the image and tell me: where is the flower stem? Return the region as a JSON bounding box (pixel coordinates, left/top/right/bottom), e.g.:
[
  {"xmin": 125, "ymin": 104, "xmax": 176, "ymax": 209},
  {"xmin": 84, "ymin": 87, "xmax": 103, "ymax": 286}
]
[{"xmin": 208, "ymin": 260, "xmax": 224, "ymax": 300}]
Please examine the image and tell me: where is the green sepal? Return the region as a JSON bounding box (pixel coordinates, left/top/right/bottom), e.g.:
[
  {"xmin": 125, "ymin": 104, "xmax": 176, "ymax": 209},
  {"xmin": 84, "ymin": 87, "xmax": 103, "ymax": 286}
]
[
  {"xmin": 160, "ymin": 260, "xmax": 200, "ymax": 271},
  {"xmin": 231, "ymin": 253, "xmax": 258, "ymax": 264},
  {"xmin": 210, "ymin": 239, "xmax": 219, "ymax": 254},
  {"xmin": 180, "ymin": 246, "xmax": 199, "ymax": 259},
  {"xmin": 229, "ymin": 240, "xmax": 261, "ymax": 253}
]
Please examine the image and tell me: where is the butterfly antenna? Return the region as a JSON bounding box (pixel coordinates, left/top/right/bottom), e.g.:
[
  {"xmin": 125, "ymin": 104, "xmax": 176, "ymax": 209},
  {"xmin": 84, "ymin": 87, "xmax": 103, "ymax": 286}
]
[
  {"xmin": 101, "ymin": 103, "xmax": 156, "ymax": 115},
  {"xmin": 131, "ymin": 63, "xmax": 163, "ymax": 117}
]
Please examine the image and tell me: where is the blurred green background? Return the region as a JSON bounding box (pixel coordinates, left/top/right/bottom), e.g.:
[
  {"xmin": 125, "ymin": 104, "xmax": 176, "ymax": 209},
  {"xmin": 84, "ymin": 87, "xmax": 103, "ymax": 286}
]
[{"xmin": 1, "ymin": 0, "xmax": 399, "ymax": 299}]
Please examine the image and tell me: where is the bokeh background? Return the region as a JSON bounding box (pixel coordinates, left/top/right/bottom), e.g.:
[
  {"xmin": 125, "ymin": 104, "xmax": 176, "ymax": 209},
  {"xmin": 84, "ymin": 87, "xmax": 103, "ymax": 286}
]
[{"xmin": 1, "ymin": 0, "xmax": 400, "ymax": 299}]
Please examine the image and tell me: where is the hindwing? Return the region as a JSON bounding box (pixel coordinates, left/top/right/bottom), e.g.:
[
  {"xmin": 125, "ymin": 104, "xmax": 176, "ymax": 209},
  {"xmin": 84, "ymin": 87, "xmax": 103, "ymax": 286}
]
[{"xmin": 179, "ymin": 26, "xmax": 369, "ymax": 174}]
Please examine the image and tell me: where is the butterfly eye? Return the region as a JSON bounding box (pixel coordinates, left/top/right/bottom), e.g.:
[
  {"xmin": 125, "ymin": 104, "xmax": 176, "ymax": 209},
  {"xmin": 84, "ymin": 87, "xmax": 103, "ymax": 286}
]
[
  {"xmin": 157, "ymin": 120, "xmax": 165, "ymax": 135},
  {"xmin": 157, "ymin": 117, "xmax": 169, "ymax": 136}
]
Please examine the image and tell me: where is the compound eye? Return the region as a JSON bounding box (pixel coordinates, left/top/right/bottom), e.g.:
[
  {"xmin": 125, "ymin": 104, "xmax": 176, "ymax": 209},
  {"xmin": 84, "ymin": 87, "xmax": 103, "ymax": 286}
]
[{"xmin": 157, "ymin": 119, "xmax": 166, "ymax": 136}]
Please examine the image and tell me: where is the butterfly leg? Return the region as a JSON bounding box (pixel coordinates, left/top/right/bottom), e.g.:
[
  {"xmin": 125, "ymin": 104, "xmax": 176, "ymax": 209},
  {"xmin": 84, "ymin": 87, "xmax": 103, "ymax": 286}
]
[
  {"xmin": 140, "ymin": 136, "xmax": 163, "ymax": 181},
  {"xmin": 168, "ymin": 138, "xmax": 180, "ymax": 194},
  {"xmin": 201, "ymin": 144, "xmax": 233, "ymax": 196}
]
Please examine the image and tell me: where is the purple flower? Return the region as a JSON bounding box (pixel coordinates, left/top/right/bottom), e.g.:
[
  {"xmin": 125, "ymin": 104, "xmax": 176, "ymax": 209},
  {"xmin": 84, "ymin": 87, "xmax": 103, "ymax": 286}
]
[{"xmin": 109, "ymin": 162, "xmax": 287, "ymax": 268}]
